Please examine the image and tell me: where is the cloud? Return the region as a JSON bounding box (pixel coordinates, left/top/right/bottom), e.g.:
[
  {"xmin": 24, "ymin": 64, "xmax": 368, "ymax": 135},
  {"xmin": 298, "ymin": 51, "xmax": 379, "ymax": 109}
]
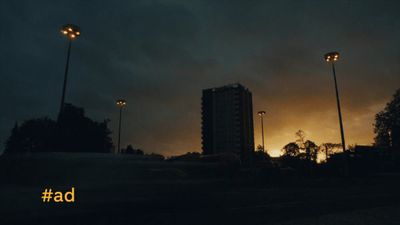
[{"xmin": 1, "ymin": 0, "xmax": 400, "ymax": 155}]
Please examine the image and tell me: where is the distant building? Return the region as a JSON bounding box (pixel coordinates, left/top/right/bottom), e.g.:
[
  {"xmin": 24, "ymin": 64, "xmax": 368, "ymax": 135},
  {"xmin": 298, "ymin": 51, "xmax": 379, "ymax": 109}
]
[{"xmin": 201, "ymin": 83, "xmax": 254, "ymax": 161}]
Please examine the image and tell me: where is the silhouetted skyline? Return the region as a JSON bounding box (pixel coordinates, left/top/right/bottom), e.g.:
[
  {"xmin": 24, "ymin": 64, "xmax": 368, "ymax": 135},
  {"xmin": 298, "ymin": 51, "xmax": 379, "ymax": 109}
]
[{"xmin": 1, "ymin": 1, "xmax": 400, "ymax": 156}]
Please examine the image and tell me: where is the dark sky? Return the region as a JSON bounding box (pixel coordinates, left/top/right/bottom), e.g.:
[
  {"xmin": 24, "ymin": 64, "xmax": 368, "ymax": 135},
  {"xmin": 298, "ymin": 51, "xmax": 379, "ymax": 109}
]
[{"xmin": 1, "ymin": 0, "xmax": 400, "ymax": 156}]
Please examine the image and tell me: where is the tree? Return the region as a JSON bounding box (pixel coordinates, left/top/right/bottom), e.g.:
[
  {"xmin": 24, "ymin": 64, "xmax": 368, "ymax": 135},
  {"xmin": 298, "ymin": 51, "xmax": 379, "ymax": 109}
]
[
  {"xmin": 254, "ymin": 149, "xmax": 271, "ymax": 161},
  {"xmin": 282, "ymin": 142, "xmax": 300, "ymax": 157},
  {"xmin": 295, "ymin": 130, "xmax": 306, "ymax": 148},
  {"xmin": 146, "ymin": 153, "xmax": 165, "ymax": 161},
  {"xmin": 136, "ymin": 149, "xmax": 144, "ymax": 155},
  {"xmin": 168, "ymin": 152, "xmax": 201, "ymax": 161},
  {"xmin": 56, "ymin": 104, "xmax": 113, "ymax": 153},
  {"xmin": 123, "ymin": 144, "xmax": 144, "ymax": 155},
  {"xmin": 122, "ymin": 144, "xmax": 134, "ymax": 154},
  {"xmin": 5, "ymin": 119, "xmax": 56, "ymax": 154},
  {"xmin": 304, "ymin": 140, "xmax": 319, "ymax": 162},
  {"xmin": 282, "ymin": 130, "xmax": 320, "ymax": 162},
  {"xmin": 374, "ymin": 88, "xmax": 400, "ymax": 148},
  {"xmin": 4, "ymin": 104, "xmax": 113, "ymax": 154},
  {"xmin": 321, "ymin": 143, "xmax": 342, "ymax": 161}
]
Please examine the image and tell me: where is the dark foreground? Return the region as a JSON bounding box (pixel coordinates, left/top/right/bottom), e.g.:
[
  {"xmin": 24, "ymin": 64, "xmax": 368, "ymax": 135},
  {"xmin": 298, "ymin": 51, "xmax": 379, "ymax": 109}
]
[{"xmin": 1, "ymin": 153, "xmax": 400, "ymax": 225}]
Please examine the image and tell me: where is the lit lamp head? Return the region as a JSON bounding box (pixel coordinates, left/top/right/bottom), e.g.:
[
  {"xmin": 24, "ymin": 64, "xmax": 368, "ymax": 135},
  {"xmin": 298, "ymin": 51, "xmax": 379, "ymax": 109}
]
[
  {"xmin": 61, "ymin": 24, "xmax": 81, "ymax": 40},
  {"xmin": 116, "ymin": 99, "xmax": 127, "ymax": 108},
  {"xmin": 258, "ymin": 111, "xmax": 266, "ymax": 117},
  {"xmin": 324, "ymin": 51, "xmax": 340, "ymax": 62}
]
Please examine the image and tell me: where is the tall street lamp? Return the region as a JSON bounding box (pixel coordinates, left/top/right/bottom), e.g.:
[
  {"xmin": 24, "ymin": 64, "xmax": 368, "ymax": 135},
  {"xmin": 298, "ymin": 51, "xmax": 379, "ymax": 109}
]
[
  {"xmin": 324, "ymin": 51, "xmax": 346, "ymax": 153},
  {"xmin": 116, "ymin": 99, "xmax": 127, "ymax": 154},
  {"xmin": 58, "ymin": 24, "xmax": 81, "ymax": 120},
  {"xmin": 257, "ymin": 110, "xmax": 266, "ymax": 152},
  {"xmin": 388, "ymin": 129, "xmax": 392, "ymax": 147}
]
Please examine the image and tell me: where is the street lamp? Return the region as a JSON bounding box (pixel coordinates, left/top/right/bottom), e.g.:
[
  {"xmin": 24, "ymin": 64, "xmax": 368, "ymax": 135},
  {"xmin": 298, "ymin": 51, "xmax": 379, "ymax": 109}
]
[
  {"xmin": 58, "ymin": 24, "xmax": 81, "ymax": 120},
  {"xmin": 116, "ymin": 99, "xmax": 127, "ymax": 154},
  {"xmin": 324, "ymin": 51, "xmax": 346, "ymax": 153},
  {"xmin": 257, "ymin": 110, "xmax": 266, "ymax": 152}
]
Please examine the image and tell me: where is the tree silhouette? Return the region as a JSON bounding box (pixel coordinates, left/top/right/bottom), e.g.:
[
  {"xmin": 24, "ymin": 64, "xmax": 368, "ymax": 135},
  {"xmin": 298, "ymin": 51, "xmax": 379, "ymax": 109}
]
[
  {"xmin": 5, "ymin": 118, "xmax": 56, "ymax": 154},
  {"xmin": 123, "ymin": 144, "xmax": 144, "ymax": 155},
  {"xmin": 254, "ymin": 149, "xmax": 271, "ymax": 161},
  {"xmin": 56, "ymin": 104, "xmax": 113, "ymax": 152},
  {"xmin": 168, "ymin": 152, "xmax": 201, "ymax": 161},
  {"xmin": 304, "ymin": 140, "xmax": 319, "ymax": 162},
  {"xmin": 282, "ymin": 142, "xmax": 300, "ymax": 157},
  {"xmin": 282, "ymin": 130, "xmax": 320, "ymax": 163},
  {"xmin": 321, "ymin": 143, "xmax": 342, "ymax": 161},
  {"xmin": 295, "ymin": 130, "xmax": 306, "ymax": 148},
  {"xmin": 4, "ymin": 104, "xmax": 113, "ymax": 154},
  {"xmin": 374, "ymin": 88, "xmax": 400, "ymax": 148}
]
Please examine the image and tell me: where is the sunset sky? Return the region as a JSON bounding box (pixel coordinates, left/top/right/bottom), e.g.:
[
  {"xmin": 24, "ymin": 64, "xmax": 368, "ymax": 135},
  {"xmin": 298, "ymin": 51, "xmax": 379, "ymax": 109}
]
[{"xmin": 1, "ymin": 0, "xmax": 400, "ymax": 156}]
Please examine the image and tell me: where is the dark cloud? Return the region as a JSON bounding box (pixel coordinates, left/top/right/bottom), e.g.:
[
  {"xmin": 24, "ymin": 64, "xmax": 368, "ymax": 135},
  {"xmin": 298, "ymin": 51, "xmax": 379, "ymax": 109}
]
[{"xmin": 1, "ymin": 0, "xmax": 400, "ymax": 155}]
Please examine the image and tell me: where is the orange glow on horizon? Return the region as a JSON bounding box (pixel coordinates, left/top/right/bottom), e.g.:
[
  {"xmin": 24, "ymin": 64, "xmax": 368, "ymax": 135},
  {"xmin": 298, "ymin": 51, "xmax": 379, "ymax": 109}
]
[{"xmin": 267, "ymin": 149, "xmax": 282, "ymax": 157}]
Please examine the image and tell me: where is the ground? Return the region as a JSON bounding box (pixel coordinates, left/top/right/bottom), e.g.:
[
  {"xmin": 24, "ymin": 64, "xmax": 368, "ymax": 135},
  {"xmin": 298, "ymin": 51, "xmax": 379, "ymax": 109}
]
[{"xmin": 1, "ymin": 153, "xmax": 399, "ymax": 225}]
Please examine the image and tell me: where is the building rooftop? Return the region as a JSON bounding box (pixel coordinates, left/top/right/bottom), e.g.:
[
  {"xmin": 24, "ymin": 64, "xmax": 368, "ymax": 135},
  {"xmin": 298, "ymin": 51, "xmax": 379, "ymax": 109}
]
[{"xmin": 203, "ymin": 83, "xmax": 249, "ymax": 92}]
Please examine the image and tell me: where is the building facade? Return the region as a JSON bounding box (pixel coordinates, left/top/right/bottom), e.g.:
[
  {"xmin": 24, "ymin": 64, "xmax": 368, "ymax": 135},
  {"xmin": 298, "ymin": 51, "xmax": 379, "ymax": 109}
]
[{"xmin": 201, "ymin": 83, "xmax": 254, "ymax": 161}]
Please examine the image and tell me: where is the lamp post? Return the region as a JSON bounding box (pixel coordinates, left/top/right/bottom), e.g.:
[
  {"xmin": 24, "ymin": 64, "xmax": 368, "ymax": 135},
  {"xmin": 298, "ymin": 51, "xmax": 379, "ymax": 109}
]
[
  {"xmin": 116, "ymin": 99, "xmax": 127, "ymax": 154},
  {"xmin": 324, "ymin": 51, "xmax": 346, "ymax": 153},
  {"xmin": 257, "ymin": 111, "xmax": 266, "ymax": 152},
  {"xmin": 388, "ymin": 129, "xmax": 392, "ymax": 147},
  {"xmin": 58, "ymin": 24, "xmax": 81, "ymax": 120}
]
